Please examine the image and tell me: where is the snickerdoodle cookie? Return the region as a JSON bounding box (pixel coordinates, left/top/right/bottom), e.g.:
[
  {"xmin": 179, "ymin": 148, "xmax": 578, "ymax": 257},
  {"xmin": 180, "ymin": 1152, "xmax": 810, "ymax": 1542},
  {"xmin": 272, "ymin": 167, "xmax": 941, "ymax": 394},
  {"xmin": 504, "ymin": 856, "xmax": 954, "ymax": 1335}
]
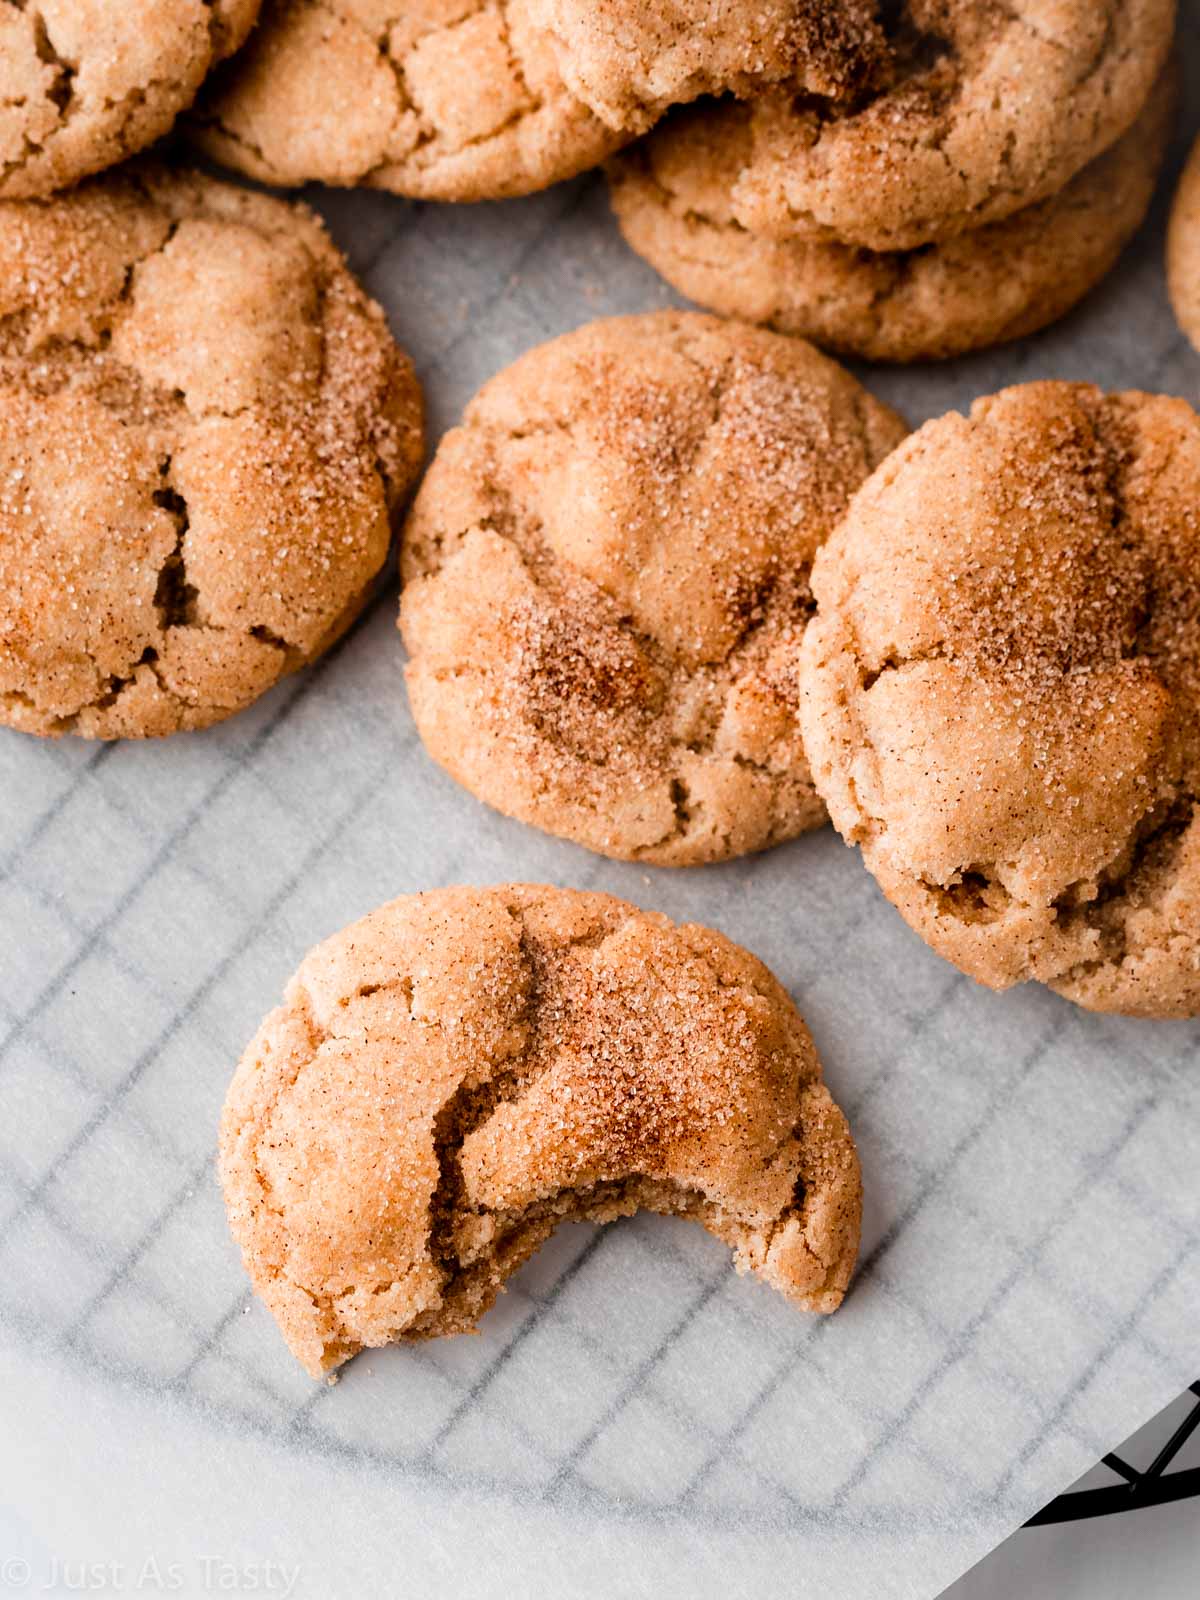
[
  {"xmin": 800, "ymin": 382, "xmax": 1200, "ymax": 1019},
  {"xmin": 524, "ymin": 0, "xmax": 884, "ymax": 133},
  {"xmin": 0, "ymin": 167, "xmax": 423, "ymax": 739},
  {"xmin": 683, "ymin": 0, "xmax": 1175, "ymax": 252},
  {"xmin": 221, "ymin": 884, "xmax": 863, "ymax": 1376},
  {"xmin": 609, "ymin": 76, "xmax": 1174, "ymax": 363},
  {"xmin": 399, "ymin": 312, "xmax": 906, "ymax": 865},
  {"xmin": 189, "ymin": 0, "xmax": 622, "ymax": 201},
  {"xmin": 1168, "ymin": 135, "xmax": 1200, "ymax": 355},
  {"xmin": 0, "ymin": 0, "xmax": 261, "ymax": 200}
]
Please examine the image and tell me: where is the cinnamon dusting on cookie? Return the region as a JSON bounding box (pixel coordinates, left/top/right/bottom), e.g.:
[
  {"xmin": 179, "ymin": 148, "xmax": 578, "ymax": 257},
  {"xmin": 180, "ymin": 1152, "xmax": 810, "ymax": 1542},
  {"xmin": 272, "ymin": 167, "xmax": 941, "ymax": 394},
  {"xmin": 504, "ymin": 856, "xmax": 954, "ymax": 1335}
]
[
  {"xmin": 800, "ymin": 380, "xmax": 1200, "ymax": 1018},
  {"xmin": 220, "ymin": 885, "xmax": 863, "ymax": 1376},
  {"xmin": 399, "ymin": 310, "xmax": 906, "ymax": 865},
  {"xmin": 0, "ymin": 166, "xmax": 423, "ymax": 738}
]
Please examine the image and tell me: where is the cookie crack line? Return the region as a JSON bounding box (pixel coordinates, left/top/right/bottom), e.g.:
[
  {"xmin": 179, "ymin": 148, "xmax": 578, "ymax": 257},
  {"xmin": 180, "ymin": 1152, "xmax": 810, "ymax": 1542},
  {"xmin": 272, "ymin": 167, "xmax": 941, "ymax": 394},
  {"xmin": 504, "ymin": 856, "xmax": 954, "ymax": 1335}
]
[
  {"xmin": 149, "ymin": 460, "xmax": 305, "ymax": 667},
  {"xmin": 150, "ymin": 467, "xmax": 197, "ymax": 633},
  {"xmin": 2, "ymin": 3, "xmax": 80, "ymax": 172},
  {"xmin": 378, "ymin": 0, "xmax": 556, "ymax": 168},
  {"xmin": 842, "ymin": 636, "xmax": 1183, "ymax": 945},
  {"xmin": 408, "ymin": 470, "xmax": 788, "ymax": 837},
  {"xmin": 26, "ymin": 5, "xmax": 77, "ymax": 111},
  {"xmin": 251, "ymin": 901, "xmax": 584, "ymax": 1324},
  {"xmin": 478, "ymin": 428, "xmax": 784, "ymax": 678},
  {"xmin": 420, "ymin": 331, "xmax": 862, "ymax": 679}
]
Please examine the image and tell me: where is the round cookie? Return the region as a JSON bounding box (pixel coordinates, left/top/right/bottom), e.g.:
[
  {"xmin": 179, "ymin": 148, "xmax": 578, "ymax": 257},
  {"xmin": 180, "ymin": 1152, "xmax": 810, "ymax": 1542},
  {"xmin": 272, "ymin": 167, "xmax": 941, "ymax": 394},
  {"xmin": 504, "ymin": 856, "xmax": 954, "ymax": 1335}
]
[
  {"xmin": 684, "ymin": 0, "xmax": 1176, "ymax": 252},
  {"xmin": 189, "ymin": 0, "xmax": 623, "ymax": 201},
  {"xmin": 609, "ymin": 76, "xmax": 1174, "ymax": 363},
  {"xmin": 0, "ymin": 0, "xmax": 261, "ymax": 200},
  {"xmin": 1167, "ymin": 134, "xmax": 1200, "ymax": 355},
  {"xmin": 523, "ymin": 0, "xmax": 884, "ymax": 133},
  {"xmin": 399, "ymin": 312, "xmax": 907, "ymax": 866},
  {"xmin": 799, "ymin": 382, "xmax": 1200, "ymax": 1019},
  {"xmin": 0, "ymin": 167, "xmax": 423, "ymax": 740},
  {"xmin": 220, "ymin": 884, "xmax": 863, "ymax": 1376}
]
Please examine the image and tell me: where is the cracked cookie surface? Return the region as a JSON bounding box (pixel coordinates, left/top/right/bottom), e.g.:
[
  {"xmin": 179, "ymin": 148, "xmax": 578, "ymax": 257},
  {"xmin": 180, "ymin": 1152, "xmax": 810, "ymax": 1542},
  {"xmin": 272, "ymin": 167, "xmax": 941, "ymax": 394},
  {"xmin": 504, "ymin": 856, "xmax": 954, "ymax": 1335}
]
[
  {"xmin": 188, "ymin": 0, "xmax": 623, "ymax": 201},
  {"xmin": 1168, "ymin": 135, "xmax": 1200, "ymax": 356},
  {"xmin": 799, "ymin": 382, "xmax": 1200, "ymax": 1019},
  {"xmin": 608, "ymin": 71, "xmax": 1173, "ymax": 363},
  {"xmin": 399, "ymin": 311, "xmax": 907, "ymax": 865},
  {"xmin": 220, "ymin": 884, "xmax": 863, "ymax": 1377},
  {"xmin": 523, "ymin": 0, "xmax": 884, "ymax": 133},
  {"xmin": 0, "ymin": 0, "xmax": 261, "ymax": 200},
  {"xmin": 0, "ymin": 165, "xmax": 423, "ymax": 739},
  {"xmin": 682, "ymin": 0, "xmax": 1175, "ymax": 252}
]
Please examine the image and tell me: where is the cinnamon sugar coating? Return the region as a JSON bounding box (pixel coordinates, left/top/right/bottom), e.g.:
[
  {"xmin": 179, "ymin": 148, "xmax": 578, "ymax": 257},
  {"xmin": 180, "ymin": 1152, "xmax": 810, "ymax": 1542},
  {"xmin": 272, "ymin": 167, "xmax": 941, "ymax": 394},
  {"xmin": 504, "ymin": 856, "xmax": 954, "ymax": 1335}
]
[
  {"xmin": 0, "ymin": 0, "xmax": 261, "ymax": 199},
  {"xmin": 220, "ymin": 885, "xmax": 863, "ymax": 1377},
  {"xmin": 608, "ymin": 72, "xmax": 1174, "ymax": 364},
  {"xmin": 399, "ymin": 311, "xmax": 906, "ymax": 865},
  {"xmin": 677, "ymin": 0, "xmax": 1175, "ymax": 252},
  {"xmin": 0, "ymin": 167, "xmax": 423, "ymax": 739},
  {"xmin": 800, "ymin": 382, "xmax": 1200, "ymax": 1019},
  {"xmin": 523, "ymin": 0, "xmax": 885, "ymax": 133},
  {"xmin": 189, "ymin": 0, "xmax": 623, "ymax": 201},
  {"xmin": 1168, "ymin": 135, "xmax": 1200, "ymax": 356}
]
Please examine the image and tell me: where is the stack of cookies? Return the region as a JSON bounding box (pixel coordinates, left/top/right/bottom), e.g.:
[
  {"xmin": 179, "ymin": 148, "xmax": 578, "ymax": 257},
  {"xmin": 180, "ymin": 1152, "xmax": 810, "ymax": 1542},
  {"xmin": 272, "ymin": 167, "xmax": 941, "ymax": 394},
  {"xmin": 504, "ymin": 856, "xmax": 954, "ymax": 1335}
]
[{"xmin": 608, "ymin": 0, "xmax": 1179, "ymax": 360}]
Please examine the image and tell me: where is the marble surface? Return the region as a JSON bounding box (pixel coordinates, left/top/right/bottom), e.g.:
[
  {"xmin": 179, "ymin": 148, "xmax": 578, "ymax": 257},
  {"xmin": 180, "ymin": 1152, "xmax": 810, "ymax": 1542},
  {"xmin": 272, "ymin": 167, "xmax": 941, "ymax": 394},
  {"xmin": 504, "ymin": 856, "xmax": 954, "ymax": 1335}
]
[{"xmin": 1, "ymin": 21, "xmax": 1198, "ymax": 1600}]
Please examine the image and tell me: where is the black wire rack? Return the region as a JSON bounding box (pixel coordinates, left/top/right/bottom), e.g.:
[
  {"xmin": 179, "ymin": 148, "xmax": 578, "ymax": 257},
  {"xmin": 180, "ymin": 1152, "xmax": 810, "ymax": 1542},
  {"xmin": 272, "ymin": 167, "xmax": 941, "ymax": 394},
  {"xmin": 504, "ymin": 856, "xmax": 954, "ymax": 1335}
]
[{"xmin": 1026, "ymin": 1382, "xmax": 1200, "ymax": 1525}]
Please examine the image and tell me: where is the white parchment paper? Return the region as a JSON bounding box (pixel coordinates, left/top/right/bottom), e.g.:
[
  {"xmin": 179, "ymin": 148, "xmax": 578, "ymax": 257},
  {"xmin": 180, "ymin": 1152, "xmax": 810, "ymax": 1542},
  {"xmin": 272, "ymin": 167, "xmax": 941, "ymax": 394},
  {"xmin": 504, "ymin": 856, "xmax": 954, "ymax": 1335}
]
[{"xmin": 1, "ymin": 20, "xmax": 1198, "ymax": 1600}]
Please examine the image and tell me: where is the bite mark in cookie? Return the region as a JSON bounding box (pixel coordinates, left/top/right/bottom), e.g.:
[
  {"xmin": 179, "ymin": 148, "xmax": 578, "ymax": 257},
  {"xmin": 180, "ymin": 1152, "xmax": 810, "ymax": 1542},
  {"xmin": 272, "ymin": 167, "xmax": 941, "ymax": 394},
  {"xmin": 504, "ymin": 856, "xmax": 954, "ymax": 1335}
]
[{"xmin": 220, "ymin": 885, "xmax": 863, "ymax": 1377}]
